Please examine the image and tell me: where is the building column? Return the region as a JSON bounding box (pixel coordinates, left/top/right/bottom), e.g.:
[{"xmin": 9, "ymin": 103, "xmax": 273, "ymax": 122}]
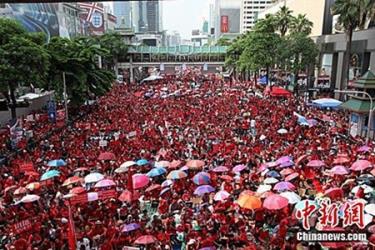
[
  {"xmin": 334, "ymin": 52, "xmax": 345, "ymax": 99},
  {"xmin": 129, "ymin": 56, "xmax": 134, "ymax": 84},
  {"xmin": 369, "ymin": 51, "xmax": 375, "ymax": 71}
]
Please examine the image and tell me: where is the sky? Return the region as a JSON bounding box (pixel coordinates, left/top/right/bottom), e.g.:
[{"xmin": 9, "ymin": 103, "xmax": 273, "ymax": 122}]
[{"xmin": 162, "ymin": 0, "xmax": 212, "ymax": 39}]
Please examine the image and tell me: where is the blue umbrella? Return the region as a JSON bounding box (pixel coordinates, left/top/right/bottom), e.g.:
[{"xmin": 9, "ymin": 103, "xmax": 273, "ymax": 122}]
[
  {"xmin": 312, "ymin": 98, "xmax": 342, "ymax": 108},
  {"xmin": 147, "ymin": 167, "xmax": 167, "ymax": 177},
  {"xmin": 122, "ymin": 223, "xmax": 140, "ymax": 232},
  {"xmin": 266, "ymin": 170, "xmax": 281, "ymax": 178},
  {"xmin": 194, "ymin": 185, "xmax": 215, "ymax": 196},
  {"xmin": 41, "ymin": 170, "xmax": 60, "ymax": 181},
  {"xmin": 293, "ymin": 112, "xmax": 309, "ymax": 126},
  {"xmin": 47, "ymin": 159, "xmax": 66, "ymax": 167},
  {"xmin": 136, "ymin": 159, "xmax": 149, "ymax": 166}
]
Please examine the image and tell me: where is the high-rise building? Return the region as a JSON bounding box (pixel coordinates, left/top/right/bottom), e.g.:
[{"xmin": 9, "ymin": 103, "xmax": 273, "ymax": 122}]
[
  {"xmin": 213, "ymin": 0, "xmax": 242, "ymax": 41},
  {"xmin": 113, "ymin": 1, "xmax": 132, "ymax": 28},
  {"xmin": 131, "ymin": 1, "xmax": 162, "ymax": 33},
  {"xmin": 240, "ymin": 0, "xmax": 273, "ymax": 33},
  {"xmin": 166, "ymin": 31, "xmax": 181, "ymax": 46}
]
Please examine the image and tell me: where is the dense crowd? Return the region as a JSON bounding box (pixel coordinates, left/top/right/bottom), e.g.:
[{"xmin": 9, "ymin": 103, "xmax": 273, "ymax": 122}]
[{"xmin": 0, "ymin": 73, "xmax": 374, "ymax": 250}]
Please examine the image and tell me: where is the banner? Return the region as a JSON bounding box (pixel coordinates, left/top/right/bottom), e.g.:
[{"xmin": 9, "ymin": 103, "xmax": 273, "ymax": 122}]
[
  {"xmin": 78, "ymin": 2, "xmax": 105, "ymax": 36},
  {"xmin": 221, "ymin": 16, "xmax": 229, "ymax": 33},
  {"xmin": 203, "ymin": 63, "xmax": 208, "ymax": 71},
  {"xmin": 12, "ymin": 219, "xmax": 32, "ymax": 235},
  {"xmin": 160, "ymin": 63, "xmax": 165, "ymax": 71}
]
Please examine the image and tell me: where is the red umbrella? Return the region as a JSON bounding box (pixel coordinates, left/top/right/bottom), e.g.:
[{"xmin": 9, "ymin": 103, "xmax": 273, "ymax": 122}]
[
  {"xmin": 70, "ymin": 187, "xmax": 86, "ymax": 194},
  {"xmin": 220, "ymin": 175, "xmax": 233, "ymax": 181},
  {"xmin": 145, "ymin": 184, "xmax": 161, "ymax": 192},
  {"xmin": 98, "ymin": 152, "xmax": 116, "ymax": 161},
  {"xmin": 186, "ymin": 160, "xmax": 205, "ymax": 169},
  {"xmin": 118, "ymin": 190, "xmax": 133, "ymax": 202},
  {"xmin": 285, "ymin": 173, "xmax": 299, "ymax": 181},
  {"xmin": 134, "ymin": 235, "xmax": 158, "ymax": 245},
  {"xmin": 324, "ymin": 187, "xmax": 344, "ymax": 199},
  {"xmin": 132, "ymin": 174, "xmax": 150, "ymax": 189},
  {"xmin": 296, "ymin": 154, "xmax": 308, "ymax": 165},
  {"xmin": 350, "ymin": 160, "xmax": 372, "ymax": 171},
  {"xmin": 263, "ymin": 194, "xmax": 289, "ymax": 210},
  {"xmin": 169, "ymin": 160, "xmax": 182, "ymax": 169},
  {"xmin": 24, "ymin": 171, "xmax": 40, "ymax": 177},
  {"xmin": 280, "ymin": 168, "xmax": 294, "ymax": 176},
  {"xmin": 62, "ymin": 176, "xmax": 83, "ymax": 187},
  {"xmin": 332, "ymin": 156, "xmax": 350, "ymax": 165},
  {"xmin": 74, "ymin": 167, "xmax": 89, "ymax": 172}
]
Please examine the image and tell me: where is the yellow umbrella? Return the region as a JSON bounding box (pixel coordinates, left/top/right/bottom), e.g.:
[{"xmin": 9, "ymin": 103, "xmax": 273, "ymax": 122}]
[{"xmin": 237, "ymin": 195, "xmax": 262, "ymax": 210}]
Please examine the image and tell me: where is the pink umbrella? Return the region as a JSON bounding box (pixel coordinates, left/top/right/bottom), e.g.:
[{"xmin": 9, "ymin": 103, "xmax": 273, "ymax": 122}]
[
  {"xmin": 285, "ymin": 173, "xmax": 299, "ymax": 181},
  {"xmin": 94, "ymin": 179, "xmax": 116, "ymax": 188},
  {"xmin": 350, "ymin": 160, "xmax": 372, "ymax": 171},
  {"xmin": 212, "ymin": 166, "xmax": 229, "ymax": 173},
  {"xmin": 232, "ymin": 164, "xmax": 247, "ymax": 173},
  {"xmin": 214, "ymin": 190, "xmax": 230, "ymax": 201},
  {"xmin": 276, "ymin": 156, "xmax": 292, "ymax": 165},
  {"xmin": 358, "ymin": 146, "xmax": 371, "ymax": 153},
  {"xmin": 169, "ymin": 160, "xmax": 182, "ymax": 169},
  {"xmin": 98, "ymin": 152, "xmax": 116, "ymax": 161},
  {"xmin": 273, "ymin": 181, "xmax": 296, "ymax": 191},
  {"xmin": 333, "ymin": 156, "xmax": 350, "ymax": 165},
  {"xmin": 263, "ymin": 194, "xmax": 289, "ymax": 210},
  {"xmin": 280, "ymin": 168, "xmax": 294, "ymax": 176},
  {"xmin": 186, "ymin": 160, "xmax": 205, "ymax": 169},
  {"xmin": 266, "ymin": 162, "xmax": 279, "ymax": 168},
  {"xmin": 258, "ymin": 164, "xmax": 268, "ymax": 172},
  {"xmin": 306, "ymin": 160, "xmax": 326, "ymax": 168},
  {"xmin": 330, "ymin": 165, "xmax": 349, "ymax": 175},
  {"xmin": 132, "ymin": 174, "xmax": 150, "ymax": 190}
]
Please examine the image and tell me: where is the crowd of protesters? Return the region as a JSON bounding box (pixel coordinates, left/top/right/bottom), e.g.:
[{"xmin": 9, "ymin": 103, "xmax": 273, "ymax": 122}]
[{"xmin": 0, "ymin": 71, "xmax": 374, "ymax": 250}]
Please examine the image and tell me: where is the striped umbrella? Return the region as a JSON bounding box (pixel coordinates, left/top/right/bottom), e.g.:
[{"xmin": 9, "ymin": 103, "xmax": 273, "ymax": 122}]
[
  {"xmin": 192, "ymin": 172, "xmax": 211, "ymax": 185},
  {"xmin": 147, "ymin": 167, "xmax": 167, "ymax": 177},
  {"xmin": 167, "ymin": 170, "xmax": 187, "ymax": 180}
]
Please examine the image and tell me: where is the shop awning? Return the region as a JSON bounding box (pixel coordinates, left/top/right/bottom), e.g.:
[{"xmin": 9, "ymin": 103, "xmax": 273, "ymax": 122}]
[{"xmin": 341, "ymin": 99, "xmax": 375, "ymax": 113}]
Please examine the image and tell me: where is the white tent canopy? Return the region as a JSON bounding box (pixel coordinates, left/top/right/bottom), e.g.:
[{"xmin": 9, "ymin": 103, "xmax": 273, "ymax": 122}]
[{"xmin": 141, "ymin": 75, "xmax": 163, "ymax": 83}]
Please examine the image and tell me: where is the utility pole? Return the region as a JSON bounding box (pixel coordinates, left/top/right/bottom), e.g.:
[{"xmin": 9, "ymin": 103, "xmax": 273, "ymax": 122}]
[{"xmin": 62, "ymin": 72, "xmax": 69, "ymax": 123}]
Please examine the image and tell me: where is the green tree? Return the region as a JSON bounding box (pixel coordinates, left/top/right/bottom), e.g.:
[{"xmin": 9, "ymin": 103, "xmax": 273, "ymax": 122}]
[
  {"xmin": 276, "ymin": 6, "xmax": 294, "ymax": 36},
  {"xmin": 98, "ymin": 32, "xmax": 128, "ymax": 74},
  {"xmin": 290, "ymin": 14, "xmax": 313, "ymax": 35},
  {"xmin": 216, "ymin": 37, "xmax": 231, "ymax": 46},
  {"xmin": 0, "ymin": 18, "xmax": 49, "ymax": 120}
]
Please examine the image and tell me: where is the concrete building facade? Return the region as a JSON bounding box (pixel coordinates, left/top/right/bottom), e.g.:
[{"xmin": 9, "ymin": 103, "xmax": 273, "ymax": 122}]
[{"xmin": 240, "ymin": 0, "xmax": 273, "ymax": 33}]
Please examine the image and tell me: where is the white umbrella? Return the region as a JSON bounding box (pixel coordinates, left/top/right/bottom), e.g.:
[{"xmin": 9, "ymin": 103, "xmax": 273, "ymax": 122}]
[
  {"xmin": 256, "ymin": 184, "xmax": 272, "ymax": 194},
  {"xmin": 365, "ymin": 204, "xmax": 375, "ymax": 216},
  {"xmin": 277, "ymin": 128, "xmax": 288, "ymax": 134},
  {"xmin": 84, "ymin": 173, "xmax": 104, "ymax": 183},
  {"xmin": 351, "ymin": 184, "xmax": 374, "ymax": 194},
  {"xmin": 364, "ymin": 214, "xmax": 373, "ymax": 227},
  {"xmin": 20, "ymin": 194, "xmax": 40, "ymax": 203},
  {"xmin": 280, "ymin": 191, "xmax": 301, "ymax": 204},
  {"xmin": 264, "ymin": 177, "xmax": 279, "ymax": 184},
  {"xmin": 214, "ymin": 190, "xmax": 230, "ymax": 201},
  {"xmin": 115, "ymin": 166, "xmax": 128, "ymax": 174},
  {"xmin": 121, "ymin": 161, "xmax": 136, "ymax": 168}
]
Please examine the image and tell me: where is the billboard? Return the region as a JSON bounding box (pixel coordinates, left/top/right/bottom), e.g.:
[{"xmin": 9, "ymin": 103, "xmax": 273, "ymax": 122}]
[
  {"xmin": 221, "ymin": 16, "xmax": 229, "ymax": 33},
  {"xmin": 78, "ymin": 2, "xmax": 105, "ymax": 36}
]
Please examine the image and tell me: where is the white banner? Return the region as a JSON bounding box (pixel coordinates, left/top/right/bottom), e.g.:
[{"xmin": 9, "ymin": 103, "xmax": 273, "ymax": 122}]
[{"xmin": 160, "ymin": 63, "xmax": 165, "ymax": 71}]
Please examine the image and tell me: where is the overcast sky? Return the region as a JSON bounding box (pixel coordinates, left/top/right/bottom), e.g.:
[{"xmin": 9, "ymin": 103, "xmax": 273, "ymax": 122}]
[{"xmin": 162, "ymin": 0, "xmax": 212, "ymax": 39}]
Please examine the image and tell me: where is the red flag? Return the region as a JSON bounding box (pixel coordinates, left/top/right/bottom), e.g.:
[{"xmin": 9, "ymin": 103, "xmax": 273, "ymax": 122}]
[{"xmin": 67, "ymin": 205, "xmax": 76, "ymax": 250}]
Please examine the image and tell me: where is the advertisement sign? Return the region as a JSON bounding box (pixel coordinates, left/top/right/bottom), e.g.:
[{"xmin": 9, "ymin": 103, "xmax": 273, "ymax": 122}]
[
  {"xmin": 78, "ymin": 2, "xmax": 105, "ymax": 35},
  {"xmin": 12, "ymin": 219, "xmax": 33, "ymax": 235},
  {"xmin": 221, "ymin": 16, "xmax": 229, "ymax": 33}
]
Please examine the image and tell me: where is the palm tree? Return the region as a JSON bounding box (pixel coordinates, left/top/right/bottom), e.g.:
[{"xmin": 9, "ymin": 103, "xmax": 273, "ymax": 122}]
[
  {"xmin": 290, "ymin": 14, "xmax": 313, "ymax": 35},
  {"xmin": 276, "ymin": 6, "xmax": 293, "ymax": 36},
  {"xmin": 358, "ymin": 0, "xmax": 375, "ymax": 29}
]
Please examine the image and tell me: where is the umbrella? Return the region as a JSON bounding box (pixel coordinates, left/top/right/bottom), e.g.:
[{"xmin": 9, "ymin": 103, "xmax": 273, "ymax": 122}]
[
  {"xmin": 98, "ymin": 152, "xmax": 116, "ymax": 161},
  {"xmin": 256, "ymin": 184, "xmax": 272, "ymax": 194},
  {"xmin": 14, "ymin": 187, "xmax": 27, "ymax": 195},
  {"xmin": 62, "ymin": 176, "xmax": 83, "ymax": 187},
  {"xmin": 264, "ymin": 177, "xmax": 279, "ymax": 184},
  {"xmin": 296, "ymin": 154, "xmax": 308, "ymax": 165},
  {"xmin": 266, "ymin": 162, "xmax": 279, "ymax": 168},
  {"xmin": 73, "ymin": 167, "xmax": 88, "ymax": 172},
  {"xmin": 232, "ymin": 164, "xmax": 247, "ymax": 173},
  {"xmin": 147, "ymin": 167, "xmax": 167, "ymax": 177},
  {"xmin": 214, "ymin": 190, "xmax": 230, "ymax": 201},
  {"xmin": 194, "ymin": 185, "xmax": 215, "ymax": 196},
  {"xmin": 365, "ymin": 204, "xmax": 375, "ymax": 216},
  {"xmin": 122, "ymin": 223, "xmax": 140, "ymax": 232},
  {"xmin": 306, "ymin": 160, "xmax": 325, "ymax": 168},
  {"xmin": 120, "ymin": 161, "xmax": 136, "ymax": 168},
  {"xmin": 279, "ymin": 161, "xmax": 294, "ymax": 168},
  {"xmin": 20, "ymin": 194, "xmax": 40, "ymax": 203},
  {"xmin": 114, "ymin": 166, "xmax": 128, "ymax": 174},
  {"xmin": 161, "ymin": 179, "xmax": 173, "ymax": 188},
  {"xmin": 212, "ymin": 166, "xmax": 229, "ymax": 172},
  {"xmin": 357, "ymin": 174, "xmax": 375, "ymax": 185},
  {"xmin": 167, "ymin": 170, "xmax": 187, "ymax": 180},
  {"xmin": 273, "ymin": 181, "xmax": 296, "ymax": 191},
  {"xmin": 94, "ymin": 179, "xmax": 116, "ymax": 188},
  {"xmin": 237, "ymin": 195, "xmax": 262, "ymax": 210},
  {"xmin": 132, "ymin": 174, "xmax": 150, "ymax": 189},
  {"xmin": 350, "ymin": 160, "xmax": 372, "ymax": 171},
  {"xmin": 180, "ymin": 166, "xmax": 189, "ymax": 171},
  {"xmin": 312, "ymin": 98, "xmax": 342, "ymax": 108},
  {"xmin": 352, "ymin": 184, "xmax": 374, "ymax": 194},
  {"xmin": 136, "ymin": 159, "xmax": 149, "ymax": 166},
  {"xmin": 160, "ymin": 187, "xmax": 171, "ymax": 196},
  {"xmin": 324, "ymin": 187, "xmax": 344, "ymax": 199},
  {"xmin": 26, "ymin": 182, "xmax": 41, "ymax": 191},
  {"xmin": 276, "ymin": 156, "xmax": 292, "ymax": 165},
  {"xmin": 280, "ymin": 168, "xmax": 294, "ymax": 176},
  {"xmin": 333, "ymin": 156, "xmax": 350, "ymax": 165},
  {"xmin": 277, "ymin": 128, "xmax": 288, "ymax": 134},
  {"xmin": 358, "ymin": 145, "xmax": 371, "ymax": 153},
  {"xmin": 329, "ymin": 165, "xmax": 349, "ymax": 175},
  {"xmin": 24, "ymin": 171, "xmax": 39, "ymax": 177},
  {"xmin": 47, "ymin": 159, "xmax": 66, "ymax": 167},
  {"xmin": 134, "ymin": 235, "xmax": 158, "ymax": 245},
  {"xmin": 280, "ymin": 192, "xmax": 301, "ymax": 204},
  {"xmin": 285, "ymin": 173, "xmax": 299, "ymax": 181},
  {"xmin": 220, "ymin": 175, "xmax": 233, "ymax": 181},
  {"xmin": 169, "ymin": 160, "xmax": 182, "ymax": 169},
  {"xmin": 84, "ymin": 173, "xmax": 104, "ymax": 183},
  {"xmin": 193, "ymin": 172, "xmax": 211, "ymax": 185},
  {"xmin": 186, "ymin": 160, "xmax": 205, "ymax": 169},
  {"xmin": 263, "ymin": 194, "xmax": 289, "ymax": 210},
  {"xmin": 154, "ymin": 161, "xmax": 170, "ymax": 168},
  {"xmin": 40, "ymin": 170, "xmax": 60, "ymax": 181},
  {"xmin": 70, "ymin": 187, "xmax": 86, "ymax": 194},
  {"xmin": 145, "ymin": 184, "xmax": 161, "ymax": 193},
  {"xmin": 265, "ymin": 170, "xmax": 281, "ymax": 178}
]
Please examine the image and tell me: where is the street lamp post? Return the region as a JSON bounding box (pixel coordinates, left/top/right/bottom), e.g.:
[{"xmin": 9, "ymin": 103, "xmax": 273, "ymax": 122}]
[{"xmin": 334, "ymin": 89, "xmax": 373, "ymax": 143}]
